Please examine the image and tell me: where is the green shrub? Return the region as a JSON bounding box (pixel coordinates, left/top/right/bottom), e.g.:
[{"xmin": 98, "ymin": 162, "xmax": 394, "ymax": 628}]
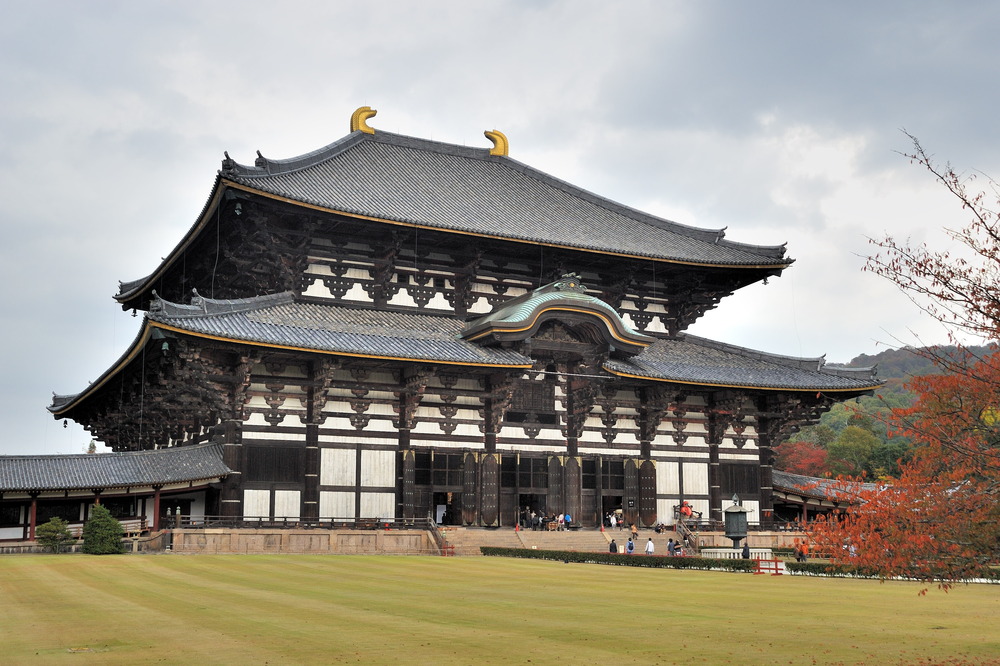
[
  {"xmin": 81, "ymin": 504, "xmax": 125, "ymax": 554},
  {"xmin": 35, "ymin": 517, "xmax": 74, "ymax": 553},
  {"xmin": 480, "ymin": 547, "xmax": 757, "ymax": 572}
]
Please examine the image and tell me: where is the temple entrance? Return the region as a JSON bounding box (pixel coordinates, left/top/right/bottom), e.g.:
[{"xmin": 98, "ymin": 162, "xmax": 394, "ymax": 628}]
[
  {"xmin": 433, "ymin": 492, "xmax": 461, "ymax": 525},
  {"xmin": 518, "ymin": 493, "xmax": 543, "ymax": 528},
  {"xmin": 602, "ymin": 495, "xmax": 623, "ymax": 527}
]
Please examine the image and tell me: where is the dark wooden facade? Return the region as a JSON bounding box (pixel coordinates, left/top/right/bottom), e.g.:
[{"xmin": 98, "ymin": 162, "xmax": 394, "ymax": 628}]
[{"xmin": 48, "ymin": 111, "xmax": 880, "ymax": 530}]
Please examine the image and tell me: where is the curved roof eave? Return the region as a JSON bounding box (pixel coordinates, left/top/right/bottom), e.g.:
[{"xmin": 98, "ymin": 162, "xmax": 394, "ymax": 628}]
[
  {"xmin": 602, "ymin": 366, "xmax": 884, "ymax": 394},
  {"xmin": 114, "ymin": 175, "xmax": 227, "ymax": 305},
  {"xmin": 222, "ymin": 180, "xmax": 794, "ymax": 270},
  {"xmin": 50, "ymin": 316, "xmax": 533, "ymax": 418}
]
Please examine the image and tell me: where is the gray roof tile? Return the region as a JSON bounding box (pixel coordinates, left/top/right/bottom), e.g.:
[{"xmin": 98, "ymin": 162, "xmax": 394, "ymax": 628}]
[
  {"xmin": 0, "ymin": 442, "xmax": 230, "ymax": 491},
  {"xmin": 150, "ymin": 292, "xmax": 532, "ymax": 367},
  {"xmin": 605, "ymin": 334, "xmax": 880, "ymax": 391},
  {"xmin": 222, "ymin": 130, "xmax": 790, "ymax": 267}
]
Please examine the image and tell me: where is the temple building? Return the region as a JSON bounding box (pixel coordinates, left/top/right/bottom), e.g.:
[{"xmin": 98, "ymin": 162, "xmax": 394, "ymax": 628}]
[{"xmin": 4, "ymin": 108, "xmax": 881, "ymax": 541}]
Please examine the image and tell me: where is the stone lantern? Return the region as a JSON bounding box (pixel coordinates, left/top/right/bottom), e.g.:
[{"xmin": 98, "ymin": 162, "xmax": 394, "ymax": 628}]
[{"xmin": 724, "ymin": 494, "xmax": 751, "ymax": 549}]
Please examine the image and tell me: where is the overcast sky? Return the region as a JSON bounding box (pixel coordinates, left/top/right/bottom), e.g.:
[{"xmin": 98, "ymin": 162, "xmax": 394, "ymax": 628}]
[{"xmin": 3, "ymin": 1, "xmax": 999, "ymax": 455}]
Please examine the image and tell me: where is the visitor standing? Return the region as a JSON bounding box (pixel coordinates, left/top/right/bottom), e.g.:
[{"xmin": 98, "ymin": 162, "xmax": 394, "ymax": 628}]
[
  {"xmin": 626, "ymin": 538, "xmax": 635, "ymax": 555},
  {"xmin": 609, "ymin": 539, "xmax": 618, "ymax": 554},
  {"xmin": 645, "ymin": 538, "xmax": 655, "ymax": 555},
  {"xmin": 667, "ymin": 538, "xmax": 676, "ymax": 556}
]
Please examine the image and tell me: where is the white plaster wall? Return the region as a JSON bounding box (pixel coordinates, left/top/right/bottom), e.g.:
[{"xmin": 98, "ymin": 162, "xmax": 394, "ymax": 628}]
[
  {"xmin": 242, "ymin": 429, "xmax": 307, "ymax": 443},
  {"xmin": 656, "ymin": 460, "xmax": 680, "ymax": 495},
  {"xmin": 320, "ymin": 491, "xmax": 355, "ymax": 519},
  {"xmin": 684, "ymin": 462, "xmax": 710, "ymax": 495},
  {"xmin": 303, "ymin": 278, "xmax": 334, "ymax": 298},
  {"xmin": 387, "ymin": 290, "xmax": 418, "ymax": 307},
  {"xmin": 343, "ymin": 283, "xmax": 371, "ymax": 302},
  {"xmin": 243, "ymin": 489, "xmax": 270, "ymax": 518},
  {"xmin": 321, "ymin": 448, "xmax": 357, "ymax": 486},
  {"xmin": 360, "ymin": 492, "xmax": 396, "ymax": 519},
  {"xmin": 361, "ymin": 450, "xmax": 395, "ymax": 487},
  {"xmin": 425, "ymin": 293, "xmax": 452, "ymax": 310},
  {"xmin": 274, "ymin": 490, "xmax": 301, "ymax": 519},
  {"xmin": 468, "ymin": 297, "xmax": 492, "ymax": 313},
  {"xmin": 344, "ymin": 267, "xmax": 371, "ymax": 280}
]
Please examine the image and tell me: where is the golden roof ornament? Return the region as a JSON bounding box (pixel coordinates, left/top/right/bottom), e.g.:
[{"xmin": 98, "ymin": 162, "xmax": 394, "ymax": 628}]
[
  {"xmin": 350, "ymin": 106, "xmax": 377, "ymax": 134},
  {"xmin": 484, "ymin": 129, "xmax": 508, "ymax": 156}
]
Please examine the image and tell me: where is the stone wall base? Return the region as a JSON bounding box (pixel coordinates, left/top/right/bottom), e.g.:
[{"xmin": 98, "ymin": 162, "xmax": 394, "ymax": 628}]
[{"xmin": 168, "ymin": 528, "xmax": 438, "ymax": 555}]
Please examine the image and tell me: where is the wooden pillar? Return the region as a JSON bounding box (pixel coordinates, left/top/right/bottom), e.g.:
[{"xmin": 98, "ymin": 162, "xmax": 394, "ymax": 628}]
[
  {"xmin": 564, "ymin": 457, "xmax": 581, "ymax": 526},
  {"xmin": 756, "ymin": 417, "xmax": 776, "ymax": 530},
  {"xmin": 219, "ymin": 419, "xmax": 243, "ymax": 518},
  {"xmin": 623, "ymin": 459, "xmax": 639, "ymax": 528},
  {"xmin": 400, "ymin": 449, "xmax": 415, "ymax": 522},
  {"xmin": 707, "ymin": 411, "xmax": 723, "ymax": 528},
  {"xmin": 28, "ymin": 493, "xmax": 38, "ymax": 541},
  {"xmin": 303, "ymin": 423, "xmax": 320, "ymax": 520},
  {"xmin": 151, "ymin": 486, "xmax": 162, "ymax": 531}
]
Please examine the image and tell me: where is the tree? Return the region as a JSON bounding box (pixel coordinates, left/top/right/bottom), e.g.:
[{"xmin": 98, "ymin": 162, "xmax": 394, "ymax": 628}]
[
  {"xmin": 811, "ymin": 354, "xmax": 1000, "ymax": 588},
  {"xmin": 810, "ymin": 135, "xmax": 1000, "ymax": 588},
  {"xmin": 774, "ymin": 439, "xmax": 830, "ymax": 477},
  {"xmin": 81, "ymin": 504, "xmax": 125, "ymax": 555},
  {"xmin": 35, "ymin": 517, "xmax": 74, "ymax": 553},
  {"xmin": 827, "ymin": 426, "xmax": 879, "ymax": 477}
]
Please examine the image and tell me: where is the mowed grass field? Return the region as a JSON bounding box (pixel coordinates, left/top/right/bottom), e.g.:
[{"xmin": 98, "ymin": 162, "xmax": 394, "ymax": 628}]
[{"xmin": 1, "ymin": 554, "xmax": 998, "ymax": 665}]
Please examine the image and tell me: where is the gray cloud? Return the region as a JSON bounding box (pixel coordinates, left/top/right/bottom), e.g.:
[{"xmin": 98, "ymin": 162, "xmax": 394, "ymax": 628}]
[{"xmin": 2, "ymin": 1, "xmax": 997, "ymax": 454}]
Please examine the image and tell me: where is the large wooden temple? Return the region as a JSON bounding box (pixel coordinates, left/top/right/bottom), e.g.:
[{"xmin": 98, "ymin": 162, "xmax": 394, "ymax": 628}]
[{"xmin": 8, "ymin": 108, "xmax": 882, "ymax": 541}]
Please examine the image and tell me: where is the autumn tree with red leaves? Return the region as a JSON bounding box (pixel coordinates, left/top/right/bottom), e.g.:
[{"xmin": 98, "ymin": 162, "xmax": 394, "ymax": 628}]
[{"xmin": 809, "ymin": 134, "xmax": 1000, "ymax": 588}]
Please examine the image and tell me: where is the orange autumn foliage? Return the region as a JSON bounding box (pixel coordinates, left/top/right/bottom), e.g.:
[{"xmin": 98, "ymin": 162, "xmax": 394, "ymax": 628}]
[{"xmin": 809, "ymin": 352, "xmax": 1000, "ymax": 588}]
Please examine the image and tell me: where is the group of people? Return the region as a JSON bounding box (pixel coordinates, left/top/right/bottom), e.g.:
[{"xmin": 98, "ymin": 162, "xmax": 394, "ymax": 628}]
[
  {"xmin": 521, "ymin": 508, "xmax": 573, "ymax": 531},
  {"xmin": 608, "ymin": 536, "xmax": 686, "ymax": 556}
]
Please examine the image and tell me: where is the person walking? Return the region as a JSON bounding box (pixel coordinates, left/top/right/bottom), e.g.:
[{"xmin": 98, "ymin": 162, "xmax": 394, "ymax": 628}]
[
  {"xmin": 626, "ymin": 538, "xmax": 635, "ymax": 555},
  {"xmin": 645, "ymin": 538, "xmax": 655, "ymax": 555},
  {"xmin": 667, "ymin": 538, "xmax": 676, "ymax": 556},
  {"xmin": 609, "ymin": 539, "xmax": 618, "ymax": 554}
]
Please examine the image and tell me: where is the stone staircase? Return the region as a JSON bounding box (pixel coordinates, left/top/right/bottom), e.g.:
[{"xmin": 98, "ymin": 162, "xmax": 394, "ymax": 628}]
[{"xmin": 438, "ymin": 526, "xmax": 525, "ymax": 556}]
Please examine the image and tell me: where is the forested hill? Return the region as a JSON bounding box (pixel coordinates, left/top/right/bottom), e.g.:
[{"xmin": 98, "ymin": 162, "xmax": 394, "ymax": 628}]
[
  {"xmin": 778, "ymin": 345, "xmax": 993, "ymax": 479},
  {"xmin": 830, "ymin": 345, "xmax": 993, "ymax": 393}
]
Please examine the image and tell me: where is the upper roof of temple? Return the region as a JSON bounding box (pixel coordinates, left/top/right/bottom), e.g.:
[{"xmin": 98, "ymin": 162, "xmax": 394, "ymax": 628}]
[
  {"xmin": 218, "ymin": 122, "xmax": 790, "ymax": 267},
  {"xmin": 116, "ymin": 108, "xmax": 791, "ymax": 305}
]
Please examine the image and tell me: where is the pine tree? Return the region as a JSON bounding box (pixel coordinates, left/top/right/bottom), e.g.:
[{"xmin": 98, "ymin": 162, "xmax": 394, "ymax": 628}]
[
  {"xmin": 81, "ymin": 504, "xmax": 125, "ymax": 554},
  {"xmin": 35, "ymin": 517, "xmax": 74, "ymax": 553}
]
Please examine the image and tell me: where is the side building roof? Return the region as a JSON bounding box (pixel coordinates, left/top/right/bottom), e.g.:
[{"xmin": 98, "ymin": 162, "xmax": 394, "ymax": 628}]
[{"xmin": 0, "ymin": 442, "xmax": 231, "ymax": 492}]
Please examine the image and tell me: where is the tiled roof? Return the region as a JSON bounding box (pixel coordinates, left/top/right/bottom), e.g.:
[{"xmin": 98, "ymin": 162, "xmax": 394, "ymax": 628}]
[
  {"xmin": 54, "ymin": 293, "xmax": 879, "ymax": 416},
  {"xmin": 773, "ymin": 469, "xmax": 879, "ymax": 501},
  {"xmin": 148, "ymin": 292, "xmax": 532, "ymax": 367},
  {"xmin": 0, "ymin": 442, "xmax": 230, "ymax": 491},
  {"xmin": 221, "ymin": 130, "xmax": 790, "ymax": 267},
  {"xmin": 605, "ymin": 334, "xmax": 881, "ymax": 392}
]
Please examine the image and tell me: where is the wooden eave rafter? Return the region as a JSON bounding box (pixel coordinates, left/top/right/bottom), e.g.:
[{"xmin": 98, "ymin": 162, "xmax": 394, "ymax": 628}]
[
  {"xmin": 223, "ymin": 180, "xmax": 794, "ymax": 270},
  {"xmin": 51, "ymin": 320, "xmax": 532, "ymax": 417},
  {"xmin": 117, "ymin": 178, "xmax": 791, "ymax": 310}
]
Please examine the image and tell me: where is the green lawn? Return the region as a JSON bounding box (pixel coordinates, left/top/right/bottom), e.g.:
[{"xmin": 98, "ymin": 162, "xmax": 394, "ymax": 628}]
[{"xmin": 1, "ymin": 554, "xmax": 998, "ymax": 665}]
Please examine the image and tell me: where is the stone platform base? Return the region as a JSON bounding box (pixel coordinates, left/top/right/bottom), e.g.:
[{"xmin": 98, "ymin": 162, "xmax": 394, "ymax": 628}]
[{"xmin": 168, "ymin": 528, "xmax": 437, "ymax": 555}]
